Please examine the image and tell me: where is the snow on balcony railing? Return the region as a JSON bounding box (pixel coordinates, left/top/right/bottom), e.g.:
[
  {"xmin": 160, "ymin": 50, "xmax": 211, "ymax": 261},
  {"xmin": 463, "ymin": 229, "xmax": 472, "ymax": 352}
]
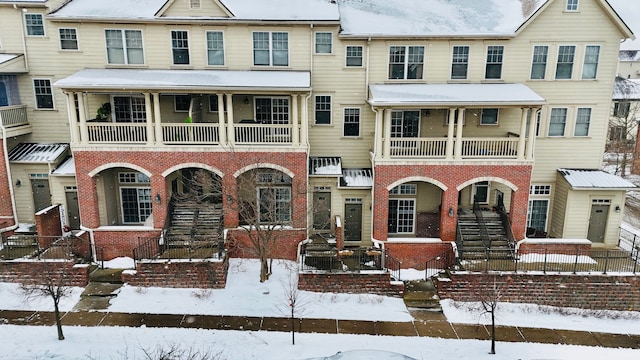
[
  {"xmin": 390, "ymin": 137, "xmax": 447, "ymax": 158},
  {"xmin": 0, "ymin": 105, "xmax": 28, "ymax": 128},
  {"xmin": 461, "ymin": 138, "xmax": 519, "ymax": 158},
  {"xmin": 87, "ymin": 122, "xmax": 147, "ymax": 143},
  {"xmin": 162, "ymin": 123, "xmax": 219, "ymax": 144},
  {"xmin": 234, "ymin": 123, "xmax": 292, "ymax": 144}
]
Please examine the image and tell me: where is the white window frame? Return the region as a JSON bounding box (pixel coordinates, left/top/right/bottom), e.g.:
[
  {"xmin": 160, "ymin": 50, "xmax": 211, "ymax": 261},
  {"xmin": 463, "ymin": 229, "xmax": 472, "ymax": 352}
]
[
  {"xmin": 59, "ymin": 28, "xmax": 79, "ymax": 51},
  {"xmin": 314, "ymin": 32, "xmax": 333, "ymax": 54},
  {"xmin": 174, "ymin": 95, "xmax": 191, "ymax": 112},
  {"xmin": 389, "ymin": 184, "xmax": 417, "ymax": 195},
  {"xmin": 390, "ymin": 110, "xmax": 420, "ymax": 138},
  {"xmin": 548, "ymin": 107, "xmax": 568, "ymax": 137},
  {"xmin": 388, "ymin": 198, "xmax": 416, "ymax": 234},
  {"xmin": 112, "ymin": 95, "xmax": 146, "ymax": 123},
  {"xmin": 120, "ymin": 187, "xmax": 152, "ymax": 224},
  {"xmin": 451, "ymin": 45, "xmax": 469, "ymax": 80},
  {"xmin": 252, "ymin": 31, "xmax": 289, "ymax": 67},
  {"xmin": 257, "ymin": 186, "xmax": 292, "ymax": 224},
  {"xmin": 574, "ymin": 107, "xmax": 591, "ymax": 137},
  {"xmin": 614, "ymin": 101, "xmax": 630, "ymax": 117},
  {"xmin": 530, "ymin": 45, "xmax": 548, "ymax": 80},
  {"xmin": 171, "ymin": 30, "xmax": 190, "ymax": 65},
  {"xmin": 529, "ymin": 185, "xmax": 551, "ymax": 196},
  {"xmin": 472, "ymin": 181, "xmax": 490, "ymax": 204},
  {"xmin": 208, "ymin": 94, "xmax": 226, "ymax": 113},
  {"xmin": 254, "ymin": 96, "xmax": 290, "ymax": 124},
  {"xmin": 206, "ymin": 30, "xmax": 225, "ymax": 66},
  {"xmin": 527, "ymin": 199, "xmax": 550, "ymax": 232},
  {"xmin": 581, "ymin": 45, "xmax": 600, "ymax": 80},
  {"xmin": 485, "ymin": 45, "xmax": 504, "ymax": 80},
  {"xmin": 314, "ymin": 95, "xmax": 332, "ymax": 125},
  {"xmin": 480, "ymin": 108, "xmax": 499, "ymax": 125},
  {"xmin": 388, "ymin": 45, "xmax": 425, "ymax": 80},
  {"xmin": 345, "ymin": 45, "xmax": 363, "ymax": 67},
  {"xmin": 105, "ymin": 29, "xmax": 145, "ymax": 65},
  {"xmin": 566, "ymin": 0, "xmax": 579, "ymax": 11},
  {"xmin": 24, "ymin": 13, "xmax": 45, "ymax": 36},
  {"xmin": 33, "ymin": 78, "xmax": 54, "ymax": 110},
  {"xmin": 555, "ymin": 45, "xmax": 576, "ymax": 80},
  {"xmin": 343, "ymin": 107, "xmax": 361, "ymax": 137}
]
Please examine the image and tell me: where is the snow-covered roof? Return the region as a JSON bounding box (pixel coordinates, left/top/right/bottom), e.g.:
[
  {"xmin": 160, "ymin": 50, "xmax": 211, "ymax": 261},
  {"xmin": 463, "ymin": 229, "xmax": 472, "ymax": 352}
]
[
  {"xmin": 558, "ymin": 168, "xmax": 637, "ymax": 190},
  {"xmin": 341, "ymin": 169, "xmax": 373, "ymax": 188},
  {"xmin": 337, "ymin": 0, "xmax": 547, "ymax": 37},
  {"xmin": 8, "ymin": 143, "xmax": 69, "ymax": 163},
  {"xmin": 369, "ymin": 83, "xmax": 546, "ymax": 107},
  {"xmin": 51, "ymin": 156, "xmax": 75, "ymax": 176},
  {"xmin": 613, "ymin": 76, "xmax": 640, "ymax": 100},
  {"xmin": 309, "ymin": 157, "xmax": 342, "ymax": 176},
  {"xmin": 0, "ymin": 54, "xmax": 20, "ymax": 64},
  {"xmin": 49, "ymin": 0, "xmax": 340, "ymax": 21},
  {"xmin": 55, "ymin": 69, "xmax": 311, "ymax": 91},
  {"xmin": 619, "ymin": 50, "xmax": 640, "ymax": 62}
]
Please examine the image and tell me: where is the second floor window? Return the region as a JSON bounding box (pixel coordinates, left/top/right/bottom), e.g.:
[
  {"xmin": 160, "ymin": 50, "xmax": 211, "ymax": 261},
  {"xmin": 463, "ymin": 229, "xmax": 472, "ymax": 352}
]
[
  {"xmin": 566, "ymin": 0, "xmax": 579, "ymax": 11},
  {"xmin": 171, "ymin": 30, "xmax": 190, "ymax": 65},
  {"xmin": 480, "ymin": 109, "xmax": 499, "ymax": 125},
  {"xmin": 315, "ymin": 95, "xmax": 331, "ymax": 125},
  {"xmin": 485, "ymin": 46, "xmax": 504, "ymax": 79},
  {"xmin": 59, "ymin": 28, "xmax": 78, "ymax": 50},
  {"xmin": 548, "ymin": 108, "xmax": 567, "ymax": 136},
  {"xmin": 206, "ymin": 31, "xmax": 225, "ymax": 66},
  {"xmin": 346, "ymin": 46, "xmax": 363, "ymax": 67},
  {"xmin": 531, "ymin": 45, "xmax": 548, "ymax": 80},
  {"xmin": 389, "ymin": 46, "xmax": 424, "ymax": 80},
  {"xmin": 33, "ymin": 79, "xmax": 53, "ymax": 109},
  {"xmin": 253, "ymin": 32, "xmax": 288, "ymax": 66},
  {"xmin": 174, "ymin": 95, "xmax": 191, "ymax": 112},
  {"xmin": 451, "ymin": 46, "xmax": 469, "ymax": 79},
  {"xmin": 25, "ymin": 13, "xmax": 44, "ymax": 36},
  {"xmin": 105, "ymin": 29, "xmax": 144, "ymax": 65},
  {"xmin": 343, "ymin": 108, "xmax": 360, "ymax": 137},
  {"xmin": 315, "ymin": 32, "xmax": 332, "ymax": 54},
  {"xmin": 255, "ymin": 97, "xmax": 289, "ymax": 124},
  {"xmin": 574, "ymin": 108, "xmax": 591, "ymax": 136},
  {"xmin": 113, "ymin": 96, "xmax": 146, "ymax": 123},
  {"xmin": 582, "ymin": 45, "xmax": 600, "ymax": 80},
  {"xmin": 555, "ymin": 45, "xmax": 575, "ymax": 79},
  {"xmin": 391, "ymin": 110, "xmax": 419, "ymax": 137},
  {"xmin": 614, "ymin": 101, "xmax": 630, "ymax": 117}
]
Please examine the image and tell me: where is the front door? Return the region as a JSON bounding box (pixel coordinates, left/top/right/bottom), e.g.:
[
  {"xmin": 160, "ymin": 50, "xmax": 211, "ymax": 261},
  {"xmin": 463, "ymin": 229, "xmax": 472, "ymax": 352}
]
[
  {"xmin": 65, "ymin": 187, "xmax": 81, "ymax": 229},
  {"xmin": 587, "ymin": 203, "xmax": 609, "ymax": 243},
  {"xmin": 0, "ymin": 82, "xmax": 8, "ymax": 107},
  {"xmin": 344, "ymin": 201, "xmax": 362, "ymax": 242},
  {"xmin": 313, "ymin": 191, "xmax": 331, "ymax": 231},
  {"xmin": 31, "ymin": 177, "xmax": 51, "ymax": 212}
]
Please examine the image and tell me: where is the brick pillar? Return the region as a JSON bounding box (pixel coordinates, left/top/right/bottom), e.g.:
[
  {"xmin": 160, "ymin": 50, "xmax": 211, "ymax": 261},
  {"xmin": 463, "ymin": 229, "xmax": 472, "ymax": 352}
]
[
  {"xmin": 151, "ymin": 174, "xmax": 168, "ymax": 229},
  {"xmin": 223, "ymin": 175, "xmax": 238, "ymax": 228},
  {"xmin": 335, "ymin": 216, "xmax": 344, "ymax": 249},
  {"xmin": 35, "ymin": 204, "xmax": 62, "ymax": 248},
  {"xmin": 372, "ymin": 182, "xmax": 389, "ymax": 241},
  {"xmin": 440, "ymin": 189, "xmax": 458, "ymax": 241},
  {"xmin": 76, "ymin": 168, "xmax": 101, "ymax": 228},
  {"xmin": 509, "ymin": 189, "xmax": 528, "ymax": 240},
  {"xmin": 0, "ymin": 138, "xmax": 14, "ymax": 226}
]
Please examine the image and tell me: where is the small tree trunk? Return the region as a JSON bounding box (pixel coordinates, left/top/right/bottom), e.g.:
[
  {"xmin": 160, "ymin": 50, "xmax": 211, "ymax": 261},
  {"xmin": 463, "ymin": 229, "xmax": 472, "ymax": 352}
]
[
  {"xmin": 291, "ymin": 304, "xmax": 295, "ymax": 345},
  {"xmin": 53, "ymin": 300, "xmax": 64, "ymax": 341},
  {"xmin": 490, "ymin": 310, "xmax": 495, "ymax": 354}
]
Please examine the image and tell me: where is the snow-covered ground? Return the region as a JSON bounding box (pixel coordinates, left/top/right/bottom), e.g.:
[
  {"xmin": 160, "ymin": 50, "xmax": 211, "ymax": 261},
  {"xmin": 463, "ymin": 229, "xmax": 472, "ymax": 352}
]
[{"xmin": 1, "ymin": 258, "xmax": 639, "ymax": 359}]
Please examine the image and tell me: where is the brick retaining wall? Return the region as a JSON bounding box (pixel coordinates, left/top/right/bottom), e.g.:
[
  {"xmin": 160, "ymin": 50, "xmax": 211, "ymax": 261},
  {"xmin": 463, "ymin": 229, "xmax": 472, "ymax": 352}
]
[
  {"xmin": 0, "ymin": 260, "xmax": 90, "ymax": 286},
  {"xmin": 122, "ymin": 257, "xmax": 229, "ymax": 288},
  {"xmin": 435, "ymin": 272, "xmax": 640, "ymax": 311},
  {"xmin": 298, "ymin": 272, "xmax": 404, "ymax": 297}
]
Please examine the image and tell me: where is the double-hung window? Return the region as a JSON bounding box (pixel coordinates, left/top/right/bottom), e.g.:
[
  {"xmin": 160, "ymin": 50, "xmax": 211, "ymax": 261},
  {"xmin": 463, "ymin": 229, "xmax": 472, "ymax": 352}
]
[
  {"xmin": 59, "ymin": 28, "xmax": 78, "ymax": 50},
  {"xmin": 388, "ymin": 199, "xmax": 415, "ymax": 234},
  {"xmin": 206, "ymin": 31, "xmax": 225, "ymax": 66},
  {"xmin": 256, "ymin": 170, "xmax": 292, "ymax": 224},
  {"xmin": 33, "ymin": 79, "xmax": 54, "ymax": 109},
  {"xmin": 574, "ymin": 108, "xmax": 591, "ymax": 136},
  {"xmin": 485, "ymin": 45, "xmax": 504, "ymax": 79},
  {"xmin": 346, "ymin": 46, "xmax": 363, "ymax": 67},
  {"xmin": 343, "ymin": 108, "xmax": 360, "ymax": 137},
  {"xmin": 566, "ymin": 0, "xmax": 579, "ymax": 11},
  {"xmin": 119, "ymin": 172, "xmax": 151, "ymax": 224},
  {"xmin": 113, "ymin": 96, "xmax": 146, "ymax": 123},
  {"xmin": 388, "ymin": 46, "xmax": 424, "ymax": 80},
  {"xmin": 390, "ymin": 111, "xmax": 419, "ymax": 137},
  {"xmin": 315, "ymin": 32, "xmax": 332, "ymax": 54},
  {"xmin": 25, "ymin": 13, "xmax": 44, "ymax": 36},
  {"xmin": 530, "ymin": 45, "xmax": 548, "ymax": 79},
  {"xmin": 171, "ymin": 30, "xmax": 190, "ymax": 65},
  {"xmin": 315, "ymin": 95, "xmax": 331, "ymax": 125},
  {"xmin": 582, "ymin": 45, "xmax": 600, "ymax": 79},
  {"xmin": 105, "ymin": 29, "xmax": 144, "ymax": 65},
  {"xmin": 480, "ymin": 109, "xmax": 499, "ymax": 125},
  {"xmin": 451, "ymin": 46, "xmax": 469, "ymax": 79},
  {"xmin": 614, "ymin": 101, "xmax": 630, "ymax": 117},
  {"xmin": 253, "ymin": 32, "xmax": 288, "ymax": 66},
  {"xmin": 548, "ymin": 108, "xmax": 567, "ymax": 136},
  {"xmin": 555, "ymin": 45, "xmax": 575, "ymax": 79},
  {"xmin": 255, "ymin": 97, "xmax": 289, "ymax": 124}
]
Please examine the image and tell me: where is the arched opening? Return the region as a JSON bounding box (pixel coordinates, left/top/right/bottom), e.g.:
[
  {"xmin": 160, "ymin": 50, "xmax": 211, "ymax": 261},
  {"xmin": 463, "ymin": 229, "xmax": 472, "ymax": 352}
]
[
  {"xmin": 95, "ymin": 167, "xmax": 152, "ymax": 226},
  {"xmin": 387, "ymin": 181, "xmax": 444, "ymax": 238}
]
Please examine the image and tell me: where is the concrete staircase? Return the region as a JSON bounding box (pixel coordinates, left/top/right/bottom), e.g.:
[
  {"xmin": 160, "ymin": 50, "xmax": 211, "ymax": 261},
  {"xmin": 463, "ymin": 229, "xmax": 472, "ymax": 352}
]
[
  {"xmin": 165, "ymin": 200, "xmax": 223, "ymax": 247},
  {"xmin": 457, "ymin": 212, "xmax": 513, "ymax": 260},
  {"xmin": 403, "ymin": 279, "xmax": 442, "ymax": 312}
]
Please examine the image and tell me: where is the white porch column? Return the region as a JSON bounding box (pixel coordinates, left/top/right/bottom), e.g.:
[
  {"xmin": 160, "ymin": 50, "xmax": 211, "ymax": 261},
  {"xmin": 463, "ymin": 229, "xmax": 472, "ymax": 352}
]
[
  {"xmin": 65, "ymin": 92, "xmax": 80, "ymax": 144},
  {"xmin": 225, "ymin": 94, "xmax": 235, "ymax": 146},
  {"xmin": 517, "ymin": 107, "xmax": 529, "ymax": 160},
  {"xmin": 144, "ymin": 93, "xmax": 153, "ymax": 145},
  {"xmin": 291, "ymin": 94, "xmax": 299, "ymax": 146},
  {"xmin": 446, "ymin": 108, "xmax": 456, "ymax": 160},
  {"xmin": 526, "ymin": 107, "xmax": 540, "ymax": 160},
  {"xmin": 301, "ymin": 94, "xmax": 309, "ymax": 146},
  {"xmin": 374, "ymin": 107, "xmax": 383, "ymax": 158},
  {"xmin": 217, "ymin": 94, "xmax": 226, "ymax": 146},
  {"xmin": 454, "ymin": 108, "xmax": 465, "ymax": 160},
  {"xmin": 77, "ymin": 93, "xmax": 88, "ymax": 144},
  {"xmin": 383, "ymin": 109, "xmax": 392, "ymax": 159},
  {"xmin": 153, "ymin": 93, "xmax": 162, "ymax": 144}
]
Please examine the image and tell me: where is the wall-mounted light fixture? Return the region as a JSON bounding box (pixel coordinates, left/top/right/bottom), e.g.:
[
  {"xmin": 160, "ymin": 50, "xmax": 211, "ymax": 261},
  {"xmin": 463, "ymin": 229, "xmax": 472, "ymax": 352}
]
[
  {"xmin": 424, "ymin": 109, "xmax": 431, "ymax": 117},
  {"xmin": 244, "ymin": 96, "xmax": 250, "ymax": 105},
  {"xmin": 615, "ymin": 205, "xmax": 621, "ymax": 213},
  {"xmin": 155, "ymin": 193, "xmax": 161, "ymax": 204},
  {"xmin": 226, "ymin": 194, "xmax": 234, "ymax": 204},
  {"xmin": 15, "ymin": 179, "xmax": 21, "ymax": 187},
  {"xmin": 448, "ymin": 207, "xmax": 454, "ymax": 217}
]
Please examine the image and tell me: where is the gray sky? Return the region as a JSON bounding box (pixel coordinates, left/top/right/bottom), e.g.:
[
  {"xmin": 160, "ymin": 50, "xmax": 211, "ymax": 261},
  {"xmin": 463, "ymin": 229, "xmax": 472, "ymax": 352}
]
[{"xmin": 608, "ymin": 0, "xmax": 640, "ymax": 50}]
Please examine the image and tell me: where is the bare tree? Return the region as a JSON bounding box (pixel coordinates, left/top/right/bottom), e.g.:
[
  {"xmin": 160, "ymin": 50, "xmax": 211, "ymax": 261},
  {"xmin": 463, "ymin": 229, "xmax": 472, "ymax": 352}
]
[
  {"xmin": 609, "ymin": 76, "xmax": 640, "ymax": 176},
  {"xmin": 21, "ymin": 270, "xmax": 74, "ymax": 340},
  {"xmin": 478, "ymin": 276, "xmax": 502, "ymax": 355},
  {"xmin": 277, "ymin": 261, "xmax": 311, "ymax": 345}
]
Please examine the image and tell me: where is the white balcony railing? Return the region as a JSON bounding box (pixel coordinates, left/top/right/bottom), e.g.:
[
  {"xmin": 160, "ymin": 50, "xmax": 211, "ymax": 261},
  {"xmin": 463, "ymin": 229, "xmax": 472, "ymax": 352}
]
[
  {"xmin": 234, "ymin": 123, "xmax": 292, "ymax": 144},
  {"xmin": 162, "ymin": 123, "xmax": 219, "ymax": 144},
  {"xmin": 388, "ymin": 137, "xmax": 521, "ymax": 159},
  {"xmin": 461, "ymin": 138, "xmax": 519, "ymax": 158},
  {"xmin": 87, "ymin": 122, "xmax": 148, "ymax": 143},
  {"xmin": 390, "ymin": 137, "xmax": 447, "ymax": 158},
  {"xmin": 0, "ymin": 105, "xmax": 28, "ymax": 128}
]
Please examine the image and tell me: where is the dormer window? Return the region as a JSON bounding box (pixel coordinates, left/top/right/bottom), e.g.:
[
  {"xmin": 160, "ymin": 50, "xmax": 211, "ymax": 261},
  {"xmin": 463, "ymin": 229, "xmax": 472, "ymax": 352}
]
[
  {"xmin": 566, "ymin": 0, "xmax": 578, "ymax": 11},
  {"xmin": 190, "ymin": 0, "xmax": 201, "ymax": 9}
]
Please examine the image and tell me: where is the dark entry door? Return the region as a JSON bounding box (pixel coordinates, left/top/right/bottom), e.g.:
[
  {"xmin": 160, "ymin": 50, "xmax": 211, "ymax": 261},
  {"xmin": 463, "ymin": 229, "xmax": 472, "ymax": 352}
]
[
  {"xmin": 65, "ymin": 188, "xmax": 80, "ymax": 229},
  {"xmin": 0, "ymin": 82, "xmax": 8, "ymax": 107},
  {"xmin": 31, "ymin": 178, "xmax": 51, "ymax": 212},
  {"xmin": 344, "ymin": 202, "xmax": 362, "ymax": 242},
  {"xmin": 313, "ymin": 191, "xmax": 331, "ymax": 231},
  {"xmin": 587, "ymin": 204, "xmax": 609, "ymax": 243}
]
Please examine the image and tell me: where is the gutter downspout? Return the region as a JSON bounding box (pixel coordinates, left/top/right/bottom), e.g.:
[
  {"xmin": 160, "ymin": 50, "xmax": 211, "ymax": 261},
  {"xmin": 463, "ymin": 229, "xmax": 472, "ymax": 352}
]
[
  {"xmin": 16, "ymin": 5, "xmax": 30, "ymax": 73},
  {"xmin": 80, "ymin": 225, "xmax": 97, "ymax": 263}
]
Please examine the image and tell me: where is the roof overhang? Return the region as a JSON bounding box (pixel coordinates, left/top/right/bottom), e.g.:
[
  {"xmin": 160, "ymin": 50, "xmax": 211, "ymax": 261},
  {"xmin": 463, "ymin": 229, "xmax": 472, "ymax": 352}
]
[
  {"xmin": 368, "ymin": 83, "xmax": 546, "ymax": 107},
  {"xmin": 0, "ymin": 54, "xmax": 27, "ymax": 74},
  {"xmin": 54, "ymin": 68, "xmax": 312, "ymax": 92},
  {"xmin": 8, "ymin": 143, "xmax": 69, "ymax": 164},
  {"xmin": 558, "ymin": 168, "xmax": 637, "ymax": 191}
]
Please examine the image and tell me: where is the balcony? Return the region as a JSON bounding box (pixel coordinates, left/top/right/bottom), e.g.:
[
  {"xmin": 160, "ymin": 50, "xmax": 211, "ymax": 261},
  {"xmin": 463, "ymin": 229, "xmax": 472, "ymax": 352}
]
[
  {"xmin": 389, "ymin": 136, "xmax": 521, "ymax": 160},
  {"xmin": 0, "ymin": 105, "xmax": 31, "ymax": 137}
]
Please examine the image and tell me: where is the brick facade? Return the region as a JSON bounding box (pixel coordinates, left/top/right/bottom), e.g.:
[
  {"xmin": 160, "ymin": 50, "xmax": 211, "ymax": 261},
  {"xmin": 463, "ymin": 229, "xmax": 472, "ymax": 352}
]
[
  {"xmin": 122, "ymin": 257, "xmax": 229, "ymax": 288},
  {"xmin": 35, "ymin": 204, "xmax": 63, "ymax": 248},
  {"xmin": 385, "ymin": 241, "xmax": 455, "ymax": 270},
  {"xmin": 226, "ymin": 228, "xmax": 306, "ymax": 261},
  {"xmin": 0, "ymin": 139, "xmax": 14, "ymax": 227},
  {"xmin": 435, "ymin": 273, "xmax": 640, "ymax": 312},
  {"xmin": 93, "ymin": 230, "xmax": 162, "ymax": 260},
  {"xmin": 517, "ymin": 239, "xmax": 592, "ymax": 255},
  {"xmin": 298, "ymin": 272, "xmax": 404, "ymax": 297},
  {"xmin": 0, "ymin": 260, "xmax": 90, "ymax": 286}
]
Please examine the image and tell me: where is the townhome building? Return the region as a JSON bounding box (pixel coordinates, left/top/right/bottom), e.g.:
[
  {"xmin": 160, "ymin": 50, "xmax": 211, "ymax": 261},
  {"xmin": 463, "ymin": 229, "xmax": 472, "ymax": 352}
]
[{"xmin": 0, "ymin": 0, "xmax": 635, "ymax": 268}]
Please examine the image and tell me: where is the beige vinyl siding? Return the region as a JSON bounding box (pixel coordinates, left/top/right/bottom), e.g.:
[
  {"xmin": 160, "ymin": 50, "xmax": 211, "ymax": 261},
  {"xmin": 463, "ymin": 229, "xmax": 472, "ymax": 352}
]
[
  {"xmin": 49, "ymin": 177, "xmax": 77, "ymax": 226},
  {"xmin": 9, "ymin": 164, "xmax": 49, "ymax": 223},
  {"xmin": 549, "ymin": 178, "xmax": 568, "ymax": 238},
  {"xmin": 0, "ymin": 8, "xmax": 25, "ymax": 52},
  {"xmin": 559, "ymin": 189, "xmax": 625, "ymax": 245},
  {"xmin": 161, "ymin": 0, "xmax": 230, "ymax": 18}
]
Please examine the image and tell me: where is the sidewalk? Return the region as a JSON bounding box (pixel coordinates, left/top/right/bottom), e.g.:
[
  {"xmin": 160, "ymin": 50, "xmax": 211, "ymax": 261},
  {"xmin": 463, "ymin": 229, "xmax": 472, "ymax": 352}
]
[{"xmin": 1, "ymin": 308, "xmax": 638, "ymax": 349}]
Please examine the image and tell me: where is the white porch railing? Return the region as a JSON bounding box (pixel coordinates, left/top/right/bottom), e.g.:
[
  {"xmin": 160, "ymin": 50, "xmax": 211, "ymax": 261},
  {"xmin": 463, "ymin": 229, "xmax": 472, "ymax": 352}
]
[
  {"xmin": 0, "ymin": 105, "xmax": 28, "ymax": 128},
  {"xmin": 162, "ymin": 123, "xmax": 219, "ymax": 144},
  {"xmin": 461, "ymin": 138, "xmax": 519, "ymax": 158},
  {"xmin": 87, "ymin": 122, "xmax": 148, "ymax": 143},
  {"xmin": 234, "ymin": 123, "xmax": 292, "ymax": 144},
  {"xmin": 390, "ymin": 137, "xmax": 447, "ymax": 158}
]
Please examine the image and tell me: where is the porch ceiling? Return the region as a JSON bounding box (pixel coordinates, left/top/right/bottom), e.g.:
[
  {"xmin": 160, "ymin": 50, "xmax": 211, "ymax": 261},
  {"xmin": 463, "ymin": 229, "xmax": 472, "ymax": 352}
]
[
  {"xmin": 54, "ymin": 68, "xmax": 311, "ymax": 92},
  {"xmin": 368, "ymin": 83, "xmax": 546, "ymax": 107},
  {"xmin": 0, "ymin": 54, "xmax": 27, "ymax": 74}
]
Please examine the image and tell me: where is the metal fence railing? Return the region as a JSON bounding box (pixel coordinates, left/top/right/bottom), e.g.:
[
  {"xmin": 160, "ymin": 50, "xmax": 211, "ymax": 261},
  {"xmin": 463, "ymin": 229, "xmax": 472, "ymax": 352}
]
[
  {"xmin": 425, "ymin": 249, "xmax": 455, "ymax": 279},
  {"xmin": 300, "ymin": 248, "xmax": 385, "ymax": 273},
  {"xmin": 133, "ymin": 236, "xmax": 225, "ymax": 266}
]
